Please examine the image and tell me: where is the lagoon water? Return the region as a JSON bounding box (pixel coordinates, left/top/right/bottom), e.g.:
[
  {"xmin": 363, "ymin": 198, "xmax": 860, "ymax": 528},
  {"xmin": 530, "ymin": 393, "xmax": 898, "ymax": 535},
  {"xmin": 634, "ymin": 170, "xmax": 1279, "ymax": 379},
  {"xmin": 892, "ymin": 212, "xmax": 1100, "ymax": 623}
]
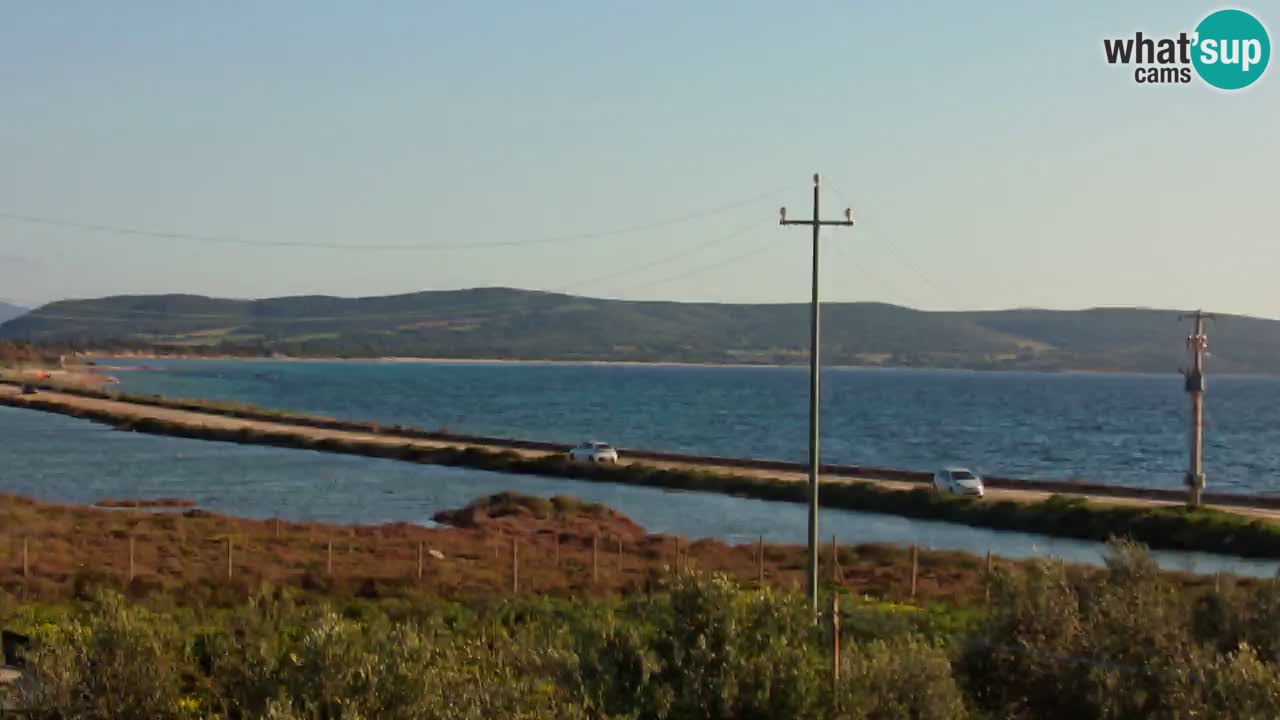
[
  {"xmin": 103, "ymin": 359, "xmax": 1280, "ymax": 494},
  {"xmin": 2, "ymin": 405, "xmax": 1277, "ymax": 578},
  {"xmin": 6, "ymin": 359, "xmax": 1280, "ymax": 576}
]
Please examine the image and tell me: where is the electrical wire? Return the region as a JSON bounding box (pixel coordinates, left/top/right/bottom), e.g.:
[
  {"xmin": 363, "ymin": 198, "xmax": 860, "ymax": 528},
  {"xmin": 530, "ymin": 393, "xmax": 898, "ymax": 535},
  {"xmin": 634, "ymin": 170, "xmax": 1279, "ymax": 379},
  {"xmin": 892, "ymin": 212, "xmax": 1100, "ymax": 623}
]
[
  {"xmin": 552, "ymin": 220, "xmax": 763, "ymax": 295},
  {"xmin": 0, "ymin": 184, "xmax": 790, "ymax": 253},
  {"xmin": 8, "ymin": 218, "xmax": 777, "ymax": 325},
  {"xmin": 605, "ymin": 228, "xmax": 780, "ymax": 297},
  {"xmin": 10, "ymin": 225, "xmax": 772, "ymax": 325},
  {"xmin": 0, "ymin": 182, "xmax": 817, "ymax": 326},
  {"xmin": 821, "ymin": 177, "xmax": 945, "ymax": 310},
  {"xmin": 10, "ymin": 229, "xmax": 781, "ymax": 327}
]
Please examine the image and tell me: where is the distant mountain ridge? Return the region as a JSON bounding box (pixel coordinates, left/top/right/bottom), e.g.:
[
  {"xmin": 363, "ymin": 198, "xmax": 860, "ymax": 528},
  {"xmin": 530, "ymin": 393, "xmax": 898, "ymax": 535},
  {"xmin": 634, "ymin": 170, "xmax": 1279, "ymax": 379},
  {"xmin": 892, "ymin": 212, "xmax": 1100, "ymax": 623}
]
[{"xmin": 0, "ymin": 288, "xmax": 1272, "ymax": 374}]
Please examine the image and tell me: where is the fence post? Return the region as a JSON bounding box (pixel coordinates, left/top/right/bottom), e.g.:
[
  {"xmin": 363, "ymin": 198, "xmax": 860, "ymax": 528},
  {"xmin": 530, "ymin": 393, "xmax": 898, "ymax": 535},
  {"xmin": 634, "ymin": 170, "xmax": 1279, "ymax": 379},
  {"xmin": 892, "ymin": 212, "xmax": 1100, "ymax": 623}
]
[
  {"xmin": 226, "ymin": 537, "xmax": 233, "ymax": 580},
  {"xmin": 910, "ymin": 545, "xmax": 919, "ymax": 599},
  {"xmin": 417, "ymin": 541, "xmax": 424, "ymax": 581},
  {"xmin": 327, "ymin": 540, "xmax": 334, "ymax": 576},
  {"xmin": 985, "ymin": 551, "xmax": 993, "ymax": 604},
  {"xmin": 831, "ymin": 592, "xmax": 841, "ymax": 691},
  {"xmin": 757, "ymin": 535, "xmax": 765, "ymax": 587},
  {"xmin": 275, "ymin": 518, "xmax": 281, "ymax": 538},
  {"xmin": 512, "ymin": 537, "xmax": 519, "ymax": 594},
  {"xmin": 617, "ymin": 536, "xmax": 623, "ymax": 570},
  {"xmin": 592, "ymin": 532, "xmax": 599, "ymax": 586}
]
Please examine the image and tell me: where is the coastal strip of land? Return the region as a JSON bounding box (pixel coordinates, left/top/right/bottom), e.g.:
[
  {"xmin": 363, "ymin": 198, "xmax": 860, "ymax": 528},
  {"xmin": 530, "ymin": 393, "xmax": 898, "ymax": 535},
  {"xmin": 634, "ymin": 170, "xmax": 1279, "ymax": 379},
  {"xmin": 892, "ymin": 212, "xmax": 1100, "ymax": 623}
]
[{"xmin": 4, "ymin": 379, "xmax": 1280, "ymax": 558}]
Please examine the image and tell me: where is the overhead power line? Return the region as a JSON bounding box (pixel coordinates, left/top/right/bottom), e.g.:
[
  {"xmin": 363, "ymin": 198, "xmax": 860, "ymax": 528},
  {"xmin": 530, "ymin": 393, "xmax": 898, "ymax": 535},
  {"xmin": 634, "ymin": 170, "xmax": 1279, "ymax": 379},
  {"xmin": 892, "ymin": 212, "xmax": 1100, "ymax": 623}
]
[
  {"xmin": 0, "ymin": 184, "xmax": 789, "ymax": 253},
  {"xmin": 608, "ymin": 227, "xmax": 779, "ymax": 297},
  {"xmin": 9, "ymin": 224, "xmax": 776, "ymax": 325},
  {"xmin": 556, "ymin": 220, "xmax": 762, "ymax": 294}
]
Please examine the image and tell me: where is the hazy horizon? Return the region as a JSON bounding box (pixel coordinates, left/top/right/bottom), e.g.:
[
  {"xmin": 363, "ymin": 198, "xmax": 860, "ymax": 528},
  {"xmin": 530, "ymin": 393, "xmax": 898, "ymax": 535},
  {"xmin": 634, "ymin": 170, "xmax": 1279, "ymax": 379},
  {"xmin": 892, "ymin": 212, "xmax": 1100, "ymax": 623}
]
[{"xmin": 1, "ymin": 2, "xmax": 1275, "ymax": 317}]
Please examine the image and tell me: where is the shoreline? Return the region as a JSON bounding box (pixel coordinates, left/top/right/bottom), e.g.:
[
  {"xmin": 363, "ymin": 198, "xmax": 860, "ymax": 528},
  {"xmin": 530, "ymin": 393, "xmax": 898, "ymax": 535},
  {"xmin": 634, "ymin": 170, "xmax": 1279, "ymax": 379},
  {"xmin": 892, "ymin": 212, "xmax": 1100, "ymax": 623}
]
[
  {"xmin": 1, "ymin": 366, "xmax": 119, "ymax": 387},
  {"xmin": 82, "ymin": 351, "xmax": 1208, "ymax": 378}
]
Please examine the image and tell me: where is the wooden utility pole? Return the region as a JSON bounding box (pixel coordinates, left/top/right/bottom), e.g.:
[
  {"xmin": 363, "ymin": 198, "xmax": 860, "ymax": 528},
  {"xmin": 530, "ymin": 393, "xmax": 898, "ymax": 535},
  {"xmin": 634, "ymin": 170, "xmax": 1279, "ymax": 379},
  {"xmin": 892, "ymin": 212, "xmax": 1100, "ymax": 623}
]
[
  {"xmin": 1180, "ymin": 310, "xmax": 1215, "ymax": 507},
  {"xmin": 780, "ymin": 174, "xmax": 855, "ymax": 613}
]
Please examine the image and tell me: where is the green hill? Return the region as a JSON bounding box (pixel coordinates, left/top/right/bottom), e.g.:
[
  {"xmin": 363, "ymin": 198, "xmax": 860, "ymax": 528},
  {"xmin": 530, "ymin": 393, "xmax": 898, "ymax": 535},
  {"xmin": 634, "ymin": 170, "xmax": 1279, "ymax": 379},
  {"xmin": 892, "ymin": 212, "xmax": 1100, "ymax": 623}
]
[{"xmin": 0, "ymin": 288, "xmax": 1269, "ymax": 373}]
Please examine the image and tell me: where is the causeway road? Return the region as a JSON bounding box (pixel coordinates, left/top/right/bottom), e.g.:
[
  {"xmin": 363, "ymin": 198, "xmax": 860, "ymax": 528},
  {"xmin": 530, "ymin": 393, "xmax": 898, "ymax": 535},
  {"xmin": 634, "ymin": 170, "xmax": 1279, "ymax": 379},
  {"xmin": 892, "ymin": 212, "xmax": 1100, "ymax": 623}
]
[{"xmin": 3, "ymin": 384, "xmax": 1279, "ymax": 523}]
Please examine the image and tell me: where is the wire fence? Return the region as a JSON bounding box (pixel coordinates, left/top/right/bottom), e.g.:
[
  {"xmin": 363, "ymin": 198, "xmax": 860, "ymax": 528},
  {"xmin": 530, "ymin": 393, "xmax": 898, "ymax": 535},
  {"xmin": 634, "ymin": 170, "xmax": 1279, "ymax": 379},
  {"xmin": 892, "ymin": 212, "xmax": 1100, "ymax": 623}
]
[{"xmin": 0, "ymin": 525, "xmax": 1029, "ymax": 605}]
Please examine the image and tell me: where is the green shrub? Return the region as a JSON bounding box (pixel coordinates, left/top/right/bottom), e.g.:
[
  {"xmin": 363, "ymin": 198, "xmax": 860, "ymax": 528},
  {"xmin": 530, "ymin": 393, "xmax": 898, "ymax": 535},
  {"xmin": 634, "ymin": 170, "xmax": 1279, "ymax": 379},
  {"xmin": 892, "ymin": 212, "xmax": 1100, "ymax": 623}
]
[
  {"xmin": 601, "ymin": 573, "xmax": 827, "ymax": 720},
  {"xmin": 17, "ymin": 592, "xmax": 183, "ymax": 720},
  {"xmin": 1200, "ymin": 643, "xmax": 1280, "ymax": 718},
  {"xmin": 960, "ymin": 540, "xmax": 1280, "ymax": 720},
  {"xmin": 835, "ymin": 636, "xmax": 967, "ymax": 720},
  {"xmin": 197, "ymin": 605, "xmax": 586, "ymax": 719}
]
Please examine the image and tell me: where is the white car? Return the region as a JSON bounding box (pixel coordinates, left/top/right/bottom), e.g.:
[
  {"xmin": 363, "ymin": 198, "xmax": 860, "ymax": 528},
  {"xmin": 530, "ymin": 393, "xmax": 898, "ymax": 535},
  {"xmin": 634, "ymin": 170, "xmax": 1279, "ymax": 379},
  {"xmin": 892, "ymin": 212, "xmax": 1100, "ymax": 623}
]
[
  {"xmin": 568, "ymin": 441, "xmax": 619, "ymax": 464},
  {"xmin": 933, "ymin": 467, "xmax": 984, "ymax": 497}
]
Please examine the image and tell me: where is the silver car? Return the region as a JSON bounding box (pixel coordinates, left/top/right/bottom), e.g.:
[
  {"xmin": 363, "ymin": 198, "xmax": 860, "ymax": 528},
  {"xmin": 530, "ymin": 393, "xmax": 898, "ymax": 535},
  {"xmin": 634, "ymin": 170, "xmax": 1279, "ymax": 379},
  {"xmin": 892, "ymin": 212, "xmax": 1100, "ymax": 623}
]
[
  {"xmin": 933, "ymin": 467, "xmax": 984, "ymax": 497},
  {"xmin": 568, "ymin": 441, "xmax": 619, "ymax": 464}
]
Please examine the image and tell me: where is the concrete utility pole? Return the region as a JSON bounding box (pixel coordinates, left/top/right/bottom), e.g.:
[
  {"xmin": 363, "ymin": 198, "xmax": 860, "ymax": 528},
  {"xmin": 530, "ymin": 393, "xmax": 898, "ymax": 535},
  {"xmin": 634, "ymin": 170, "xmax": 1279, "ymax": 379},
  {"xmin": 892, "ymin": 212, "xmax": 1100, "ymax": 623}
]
[
  {"xmin": 1180, "ymin": 310, "xmax": 1215, "ymax": 507},
  {"xmin": 780, "ymin": 174, "xmax": 854, "ymax": 612}
]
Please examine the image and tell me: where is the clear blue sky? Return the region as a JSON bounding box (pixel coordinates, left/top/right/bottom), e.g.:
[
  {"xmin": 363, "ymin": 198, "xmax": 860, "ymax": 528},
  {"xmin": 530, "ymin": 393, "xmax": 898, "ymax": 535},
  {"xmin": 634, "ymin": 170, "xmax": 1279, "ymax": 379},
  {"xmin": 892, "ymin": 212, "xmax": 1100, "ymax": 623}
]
[{"xmin": 1, "ymin": 1, "xmax": 1276, "ymax": 316}]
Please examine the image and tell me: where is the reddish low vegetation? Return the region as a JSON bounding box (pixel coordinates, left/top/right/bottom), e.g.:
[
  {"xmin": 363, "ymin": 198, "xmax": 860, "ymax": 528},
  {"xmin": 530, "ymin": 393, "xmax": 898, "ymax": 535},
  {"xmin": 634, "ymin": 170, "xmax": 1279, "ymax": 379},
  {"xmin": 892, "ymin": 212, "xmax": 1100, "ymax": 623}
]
[{"xmin": 0, "ymin": 491, "xmax": 1027, "ymax": 606}]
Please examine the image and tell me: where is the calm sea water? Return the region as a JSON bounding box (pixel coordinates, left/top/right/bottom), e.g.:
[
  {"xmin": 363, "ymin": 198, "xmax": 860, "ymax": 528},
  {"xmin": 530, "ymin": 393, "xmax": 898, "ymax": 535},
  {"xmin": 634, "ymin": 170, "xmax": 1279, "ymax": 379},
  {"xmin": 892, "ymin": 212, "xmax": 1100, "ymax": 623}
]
[
  {"xmin": 103, "ymin": 359, "xmax": 1280, "ymax": 495},
  {"xmin": 1, "ymin": 405, "xmax": 1276, "ymax": 577}
]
